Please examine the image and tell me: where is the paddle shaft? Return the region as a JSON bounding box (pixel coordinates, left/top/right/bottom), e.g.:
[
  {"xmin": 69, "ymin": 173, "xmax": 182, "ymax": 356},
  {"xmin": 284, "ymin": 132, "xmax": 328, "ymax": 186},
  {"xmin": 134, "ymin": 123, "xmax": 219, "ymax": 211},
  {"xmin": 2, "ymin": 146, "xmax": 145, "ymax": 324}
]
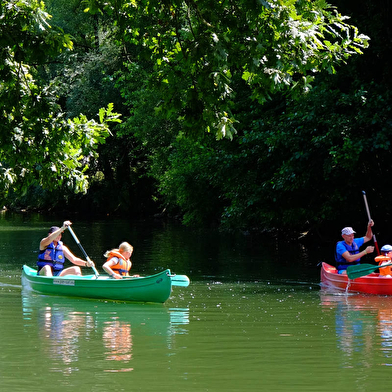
[
  {"xmin": 362, "ymin": 191, "xmax": 380, "ymax": 255},
  {"xmin": 68, "ymin": 226, "xmax": 99, "ymax": 277}
]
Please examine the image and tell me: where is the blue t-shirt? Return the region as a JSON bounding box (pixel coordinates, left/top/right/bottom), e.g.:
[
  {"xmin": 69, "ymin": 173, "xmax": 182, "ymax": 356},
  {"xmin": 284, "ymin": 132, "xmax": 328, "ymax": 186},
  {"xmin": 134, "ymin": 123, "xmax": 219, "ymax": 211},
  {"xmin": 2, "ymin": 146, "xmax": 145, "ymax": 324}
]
[{"xmin": 335, "ymin": 237, "xmax": 365, "ymax": 271}]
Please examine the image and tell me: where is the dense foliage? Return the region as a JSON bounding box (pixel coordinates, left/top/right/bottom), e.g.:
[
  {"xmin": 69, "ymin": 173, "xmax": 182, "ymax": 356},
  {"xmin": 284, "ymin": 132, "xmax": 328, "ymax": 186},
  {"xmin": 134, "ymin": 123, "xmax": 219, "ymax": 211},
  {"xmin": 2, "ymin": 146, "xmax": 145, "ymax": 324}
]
[
  {"xmin": 93, "ymin": 0, "xmax": 369, "ymax": 139},
  {"xmin": 2, "ymin": 0, "xmax": 392, "ymax": 237},
  {"xmin": 0, "ymin": 0, "xmax": 120, "ymax": 207}
]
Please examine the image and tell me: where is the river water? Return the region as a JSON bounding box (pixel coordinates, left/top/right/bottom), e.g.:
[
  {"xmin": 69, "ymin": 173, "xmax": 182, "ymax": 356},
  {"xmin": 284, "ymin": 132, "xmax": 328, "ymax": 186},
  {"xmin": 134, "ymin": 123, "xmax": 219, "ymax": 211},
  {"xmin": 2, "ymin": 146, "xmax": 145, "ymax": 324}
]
[{"xmin": 2, "ymin": 211, "xmax": 392, "ymax": 391}]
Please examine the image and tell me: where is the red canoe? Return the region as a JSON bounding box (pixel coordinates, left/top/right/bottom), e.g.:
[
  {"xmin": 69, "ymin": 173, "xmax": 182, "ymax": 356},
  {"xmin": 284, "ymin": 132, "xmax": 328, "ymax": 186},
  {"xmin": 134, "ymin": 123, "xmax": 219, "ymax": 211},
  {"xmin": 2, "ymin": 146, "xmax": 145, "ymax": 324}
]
[{"xmin": 320, "ymin": 262, "xmax": 392, "ymax": 295}]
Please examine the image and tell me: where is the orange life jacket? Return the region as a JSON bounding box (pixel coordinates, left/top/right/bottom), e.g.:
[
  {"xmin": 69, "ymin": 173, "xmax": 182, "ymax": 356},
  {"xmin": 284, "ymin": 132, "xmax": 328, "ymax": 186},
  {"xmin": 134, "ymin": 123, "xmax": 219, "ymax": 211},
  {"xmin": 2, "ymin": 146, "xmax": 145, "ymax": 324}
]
[
  {"xmin": 375, "ymin": 255, "xmax": 392, "ymax": 276},
  {"xmin": 107, "ymin": 250, "xmax": 132, "ymax": 276}
]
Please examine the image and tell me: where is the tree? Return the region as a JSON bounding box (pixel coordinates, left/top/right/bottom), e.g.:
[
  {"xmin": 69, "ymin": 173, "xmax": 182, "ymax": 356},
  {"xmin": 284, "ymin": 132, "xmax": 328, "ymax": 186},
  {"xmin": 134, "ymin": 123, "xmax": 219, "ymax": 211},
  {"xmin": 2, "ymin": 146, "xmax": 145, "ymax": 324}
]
[
  {"xmin": 80, "ymin": 0, "xmax": 372, "ymax": 229},
  {"xmin": 0, "ymin": 0, "xmax": 120, "ymax": 206},
  {"xmin": 87, "ymin": 0, "xmax": 369, "ymax": 139}
]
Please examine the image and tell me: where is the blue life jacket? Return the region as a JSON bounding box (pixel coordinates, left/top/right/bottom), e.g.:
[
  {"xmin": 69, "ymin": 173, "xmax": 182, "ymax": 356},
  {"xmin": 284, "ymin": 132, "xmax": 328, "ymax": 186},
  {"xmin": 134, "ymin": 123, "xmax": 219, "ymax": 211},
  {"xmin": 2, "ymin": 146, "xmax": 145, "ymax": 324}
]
[
  {"xmin": 37, "ymin": 241, "xmax": 65, "ymax": 272},
  {"xmin": 335, "ymin": 240, "xmax": 360, "ymax": 269}
]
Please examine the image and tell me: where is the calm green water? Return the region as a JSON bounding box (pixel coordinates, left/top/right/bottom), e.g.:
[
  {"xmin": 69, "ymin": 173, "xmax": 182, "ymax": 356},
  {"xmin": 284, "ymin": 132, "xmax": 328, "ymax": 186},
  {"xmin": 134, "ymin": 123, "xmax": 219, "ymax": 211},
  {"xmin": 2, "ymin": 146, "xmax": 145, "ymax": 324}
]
[{"xmin": 2, "ymin": 211, "xmax": 392, "ymax": 391}]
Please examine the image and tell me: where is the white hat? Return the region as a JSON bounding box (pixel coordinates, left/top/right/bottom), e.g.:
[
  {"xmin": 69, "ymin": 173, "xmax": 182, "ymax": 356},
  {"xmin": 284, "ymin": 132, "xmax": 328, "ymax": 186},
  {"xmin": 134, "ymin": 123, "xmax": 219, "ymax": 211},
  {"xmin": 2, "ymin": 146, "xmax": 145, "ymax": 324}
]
[
  {"xmin": 381, "ymin": 245, "xmax": 392, "ymax": 253},
  {"xmin": 341, "ymin": 227, "xmax": 356, "ymax": 235}
]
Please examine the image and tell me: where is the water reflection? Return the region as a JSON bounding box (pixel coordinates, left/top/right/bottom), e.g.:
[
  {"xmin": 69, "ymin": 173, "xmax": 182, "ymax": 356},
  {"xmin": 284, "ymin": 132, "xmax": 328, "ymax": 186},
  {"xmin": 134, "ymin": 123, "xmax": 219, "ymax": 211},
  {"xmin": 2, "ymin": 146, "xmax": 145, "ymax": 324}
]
[
  {"xmin": 103, "ymin": 319, "xmax": 133, "ymax": 363},
  {"xmin": 320, "ymin": 292, "xmax": 392, "ymax": 367},
  {"xmin": 22, "ymin": 290, "xmax": 189, "ymax": 373}
]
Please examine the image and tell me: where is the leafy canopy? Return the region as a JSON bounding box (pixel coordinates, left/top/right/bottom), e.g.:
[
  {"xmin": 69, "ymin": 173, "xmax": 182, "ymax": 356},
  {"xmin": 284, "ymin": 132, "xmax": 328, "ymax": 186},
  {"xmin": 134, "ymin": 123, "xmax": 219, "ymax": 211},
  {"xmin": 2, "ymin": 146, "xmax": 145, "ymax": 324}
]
[
  {"xmin": 0, "ymin": 0, "xmax": 121, "ymax": 204},
  {"xmin": 86, "ymin": 0, "xmax": 369, "ymax": 139}
]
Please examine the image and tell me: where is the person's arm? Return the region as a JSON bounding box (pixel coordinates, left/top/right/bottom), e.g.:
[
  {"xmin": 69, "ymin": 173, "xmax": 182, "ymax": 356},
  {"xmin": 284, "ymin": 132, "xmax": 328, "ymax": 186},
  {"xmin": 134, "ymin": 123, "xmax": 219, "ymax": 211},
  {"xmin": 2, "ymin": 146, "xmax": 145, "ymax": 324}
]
[
  {"xmin": 103, "ymin": 258, "xmax": 122, "ymax": 279},
  {"xmin": 341, "ymin": 247, "xmax": 374, "ymax": 263},
  {"xmin": 40, "ymin": 227, "xmax": 63, "ymax": 250},
  {"xmin": 39, "ymin": 221, "xmax": 71, "ymax": 250},
  {"xmin": 363, "ymin": 219, "xmax": 374, "ymax": 243},
  {"xmin": 62, "ymin": 245, "xmax": 94, "ymax": 267}
]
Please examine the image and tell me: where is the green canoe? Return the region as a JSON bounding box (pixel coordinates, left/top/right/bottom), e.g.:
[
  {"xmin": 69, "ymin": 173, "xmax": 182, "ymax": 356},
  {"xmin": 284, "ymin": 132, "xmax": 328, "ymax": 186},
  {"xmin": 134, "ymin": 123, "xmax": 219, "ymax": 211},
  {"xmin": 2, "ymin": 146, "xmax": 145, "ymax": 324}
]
[{"xmin": 22, "ymin": 265, "xmax": 175, "ymax": 303}]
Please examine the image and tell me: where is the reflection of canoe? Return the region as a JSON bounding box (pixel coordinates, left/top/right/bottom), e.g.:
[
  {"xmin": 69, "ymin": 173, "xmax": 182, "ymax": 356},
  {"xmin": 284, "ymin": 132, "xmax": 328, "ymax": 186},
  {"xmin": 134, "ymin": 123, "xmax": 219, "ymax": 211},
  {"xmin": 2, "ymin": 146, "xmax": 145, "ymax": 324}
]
[
  {"xmin": 320, "ymin": 292, "xmax": 392, "ymax": 316},
  {"xmin": 21, "ymin": 291, "xmax": 190, "ymax": 368},
  {"xmin": 22, "ymin": 265, "xmax": 173, "ymax": 303},
  {"xmin": 321, "ymin": 262, "xmax": 392, "ymax": 296},
  {"xmin": 22, "ymin": 291, "xmax": 190, "ymax": 331}
]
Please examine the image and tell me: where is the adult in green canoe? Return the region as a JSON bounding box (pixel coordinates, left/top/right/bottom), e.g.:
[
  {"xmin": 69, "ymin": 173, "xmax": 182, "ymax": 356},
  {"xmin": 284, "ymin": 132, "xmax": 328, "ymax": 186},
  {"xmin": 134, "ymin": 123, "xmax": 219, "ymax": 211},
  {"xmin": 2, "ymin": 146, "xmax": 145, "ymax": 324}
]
[
  {"xmin": 335, "ymin": 220, "xmax": 375, "ymax": 274},
  {"xmin": 37, "ymin": 221, "xmax": 95, "ymax": 277}
]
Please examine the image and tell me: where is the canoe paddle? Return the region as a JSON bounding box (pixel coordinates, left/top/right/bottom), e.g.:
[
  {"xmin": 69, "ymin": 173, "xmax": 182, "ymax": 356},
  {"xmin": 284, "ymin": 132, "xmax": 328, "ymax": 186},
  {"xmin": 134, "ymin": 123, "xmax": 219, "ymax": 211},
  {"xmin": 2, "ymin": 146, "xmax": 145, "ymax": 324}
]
[
  {"xmin": 169, "ymin": 274, "xmax": 190, "ymax": 287},
  {"xmin": 67, "ymin": 226, "xmax": 100, "ymax": 278},
  {"xmin": 346, "ymin": 193, "xmax": 383, "ymax": 280},
  {"xmin": 346, "ymin": 262, "xmax": 392, "ymax": 280},
  {"xmin": 120, "ymin": 273, "xmax": 191, "ymax": 287},
  {"xmin": 362, "ymin": 191, "xmax": 380, "ymax": 255}
]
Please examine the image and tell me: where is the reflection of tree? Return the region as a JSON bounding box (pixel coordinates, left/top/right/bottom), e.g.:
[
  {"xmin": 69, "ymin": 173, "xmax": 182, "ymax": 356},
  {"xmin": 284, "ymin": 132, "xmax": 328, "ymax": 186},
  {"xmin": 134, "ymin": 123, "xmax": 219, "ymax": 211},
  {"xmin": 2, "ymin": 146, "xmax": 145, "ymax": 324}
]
[{"xmin": 103, "ymin": 320, "xmax": 133, "ymax": 362}]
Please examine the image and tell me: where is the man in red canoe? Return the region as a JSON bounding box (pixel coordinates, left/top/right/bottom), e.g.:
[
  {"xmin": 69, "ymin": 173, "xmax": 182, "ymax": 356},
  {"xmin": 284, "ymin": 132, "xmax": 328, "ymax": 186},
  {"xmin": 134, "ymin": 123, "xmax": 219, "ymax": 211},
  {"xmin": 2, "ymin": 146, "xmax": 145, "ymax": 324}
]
[{"xmin": 335, "ymin": 220, "xmax": 375, "ymax": 274}]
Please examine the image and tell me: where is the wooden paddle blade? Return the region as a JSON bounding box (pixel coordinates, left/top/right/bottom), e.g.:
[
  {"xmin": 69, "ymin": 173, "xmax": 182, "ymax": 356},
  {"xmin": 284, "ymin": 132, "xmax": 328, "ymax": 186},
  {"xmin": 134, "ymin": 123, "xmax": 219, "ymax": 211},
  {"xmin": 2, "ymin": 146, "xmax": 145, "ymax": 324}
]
[
  {"xmin": 170, "ymin": 274, "xmax": 190, "ymax": 287},
  {"xmin": 346, "ymin": 263, "xmax": 381, "ymax": 280}
]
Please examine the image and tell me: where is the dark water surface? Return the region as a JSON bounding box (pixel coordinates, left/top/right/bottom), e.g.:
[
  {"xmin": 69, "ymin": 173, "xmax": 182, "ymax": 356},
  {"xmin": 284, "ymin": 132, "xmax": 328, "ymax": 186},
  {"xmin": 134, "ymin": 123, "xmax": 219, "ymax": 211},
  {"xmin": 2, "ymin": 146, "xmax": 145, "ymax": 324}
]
[{"xmin": 2, "ymin": 211, "xmax": 392, "ymax": 391}]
